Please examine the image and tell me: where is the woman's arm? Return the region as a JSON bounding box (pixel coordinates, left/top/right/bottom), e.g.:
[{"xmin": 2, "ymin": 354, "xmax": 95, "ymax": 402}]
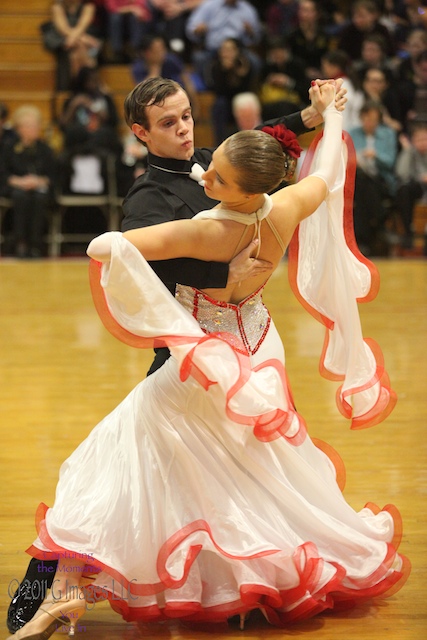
[
  {"xmin": 88, "ymin": 218, "xmax": 236, "ymax": 263},
  {"xmin": 271, "ymin": 83, "xmax": 343, "ymax": 225},
  {"xmin": 71, "ymin": 3, "xmax": 96, "ymax": 39},
  {"xmin": 52, "ymin": 3, "xmax": 73, "ymax": 36},
  {"xmin": 123, "ymin": 218, "xmax": 237, "ymax": 262}
]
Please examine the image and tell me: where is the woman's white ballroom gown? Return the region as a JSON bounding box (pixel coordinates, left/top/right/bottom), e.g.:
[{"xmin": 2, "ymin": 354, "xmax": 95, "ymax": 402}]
[{"xmin": 28, "ymin": 133, "xmax": 409, "ymax": 627}]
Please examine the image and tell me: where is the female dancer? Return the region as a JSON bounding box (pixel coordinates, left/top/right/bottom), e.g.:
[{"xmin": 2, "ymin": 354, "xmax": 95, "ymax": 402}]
[{"xmin": 7, "ymin": 82, "xmax": 408, "ymax": 639}]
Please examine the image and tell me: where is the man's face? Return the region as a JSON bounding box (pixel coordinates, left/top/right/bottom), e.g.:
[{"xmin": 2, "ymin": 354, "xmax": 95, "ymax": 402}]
[{"xmin": 132, "ymin": 90, "xmax": 195, "ymax": 160}]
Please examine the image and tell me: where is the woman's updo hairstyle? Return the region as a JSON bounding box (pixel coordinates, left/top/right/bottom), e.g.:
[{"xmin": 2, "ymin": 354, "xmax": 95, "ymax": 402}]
[{"xmin": 222, "ymin": 126, "xmax": 303, "ymax": 195}]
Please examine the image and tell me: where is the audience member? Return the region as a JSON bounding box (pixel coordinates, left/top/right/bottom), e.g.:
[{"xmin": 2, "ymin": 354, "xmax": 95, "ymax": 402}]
[
  {"xmin": 149, "ymin": 1, "xmax": 203, "ymax": 60},
  {"xmin": 352, "ymin": 33, "xmax": 396, "ymax": 85},
  {"xmin": 0, "ymin": 103, "xmax": 17, "ymax": 154},
  {"xmin": 0, "ymin": 106, "xmax": 56, "ymax": 258},
  {"xmin": 321, "ymin": 49, "xmax": 364, "ymax": 130},
  {"xmin": 398, "ymin": 50, "xmax": 427, "ymax": 129},
  {"xmin": 0, "ymin": 103, "xmax": 18, "ymax": 203},
  {"xmin": 186, "ymin": 0, "xmax": 262, "ymax": 78},
  {"xmin": 50, "ymin": 0, "xmax": 102, "ymax": 90},
  {"xmin": 349, "ymin": 100, "xmax": 398, "ymax": 255},
  {"xmin": 259, "ymin": 36, "xmax": 310, "ymax": 120},
  {"xmin": 117, "ymin": 132, "xmax": 148, "ymax": 197},
  {"xmin": 203, "ymin": 37, "xmax": 258, "ymax": 145},
  {"xmin": 265, "ymin": 0, "xmax": 299, "ymax": 39},
  {"xmin": 395, "ymin": 28, "xmax": 427, "ymax": 84},
  {"xmin": 58, "ymin": 66, "xmax": 122, "ymax": 155},
  {"xmin": 231, "ymin": 91, "xmax": 262, "ymax": 130},
  {"xmin": 322, "ymin": 0, "xmax": 349, "ymax": 37},
  {"xmin": 336, "ymin": 0, "xmax": 396, "ymax": 61},
  {"xmin": 103, "ymin": 0, "xmax": 152, "ymax": 63},
  {"xmin": 395, "ymin": 122, "xmax": 427, "ymax": 247},
  {"xmin": 361, "ymin": 66, "xmax": 404, "ymax": 132},
  {"xmin": 388, "ymin": 0, "xmax": 427, "ymax": 52},
  {"xmin": 286, "ymin": 0, "xmax": 331, "ymax": 81},
  {"xmin": 131, "ymin": 34, "xmax": 199, "ymax": 117}
]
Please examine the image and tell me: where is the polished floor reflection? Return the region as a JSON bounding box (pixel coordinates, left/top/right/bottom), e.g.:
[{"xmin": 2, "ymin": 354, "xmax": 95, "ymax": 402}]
[{"xmin": 0, "ymin": 257, "xmax": 425, "ymax": 639}]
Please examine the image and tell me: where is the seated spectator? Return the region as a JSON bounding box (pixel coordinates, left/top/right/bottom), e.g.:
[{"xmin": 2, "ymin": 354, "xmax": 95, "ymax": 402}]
[
  {"xmin": 0, "ymin": 106, "xmax": 56, "ymax": 258},
  {"xmin": 202, "ymin": 37, "xmax": 258, "ymax": 145},
  {"xmin": 361, "ymin": 66, "xmax": 404, "ymax": 132},
  {"xmin": 50, "ymin": 0, "xmax": 102, "ymax": 90},
  {"xmin": 388, "ymin": 0, "xmax": 427, "ymax": 53},
  {"xmin": 352, "ymin": 33, "xmax": 396, "ymax": 85},
  {"xmin": 59, "ymin": 66, "xmax": 122, "ymax": 155},
  {"xmin": 131, "ymin": 34, "xmax": 199, "ymax": 113},
  {"xmin": 0, "ymin": 103, "xmax": 18, "ymax": 203},
  {"xmin": 322, "ymin": 1, "xmax": 348, "ymax": 37},
  {"xmin": 116, "ymin": 132, "xmax": 148, "ymax": 198},
  {"xmin": 259, "ymin": 36, "xmax": 310, "ymax": 120},
  {"xmin": 398, "ymin": 50, "xmax": 427, "ymax": 130},
  {"xmin": 321, "ymin": 49, "xmax": 364, "ymax": 131},
  {"xmin": 265, "ymin": 0, "xmax": 299, "ymax": 39},
  {"xmin": 286, "ymin": 0, "xmax": 331, "ymax": 81},
  {"xmin": 349, "ymin": 101, "xmax": 398, "ymax": 255},
  {"xmin": 395, "ymin": 122, "xmax": 427, "ymax": 248},
  {"xmin": 149, "ymin": 0, "xmax": 203, "ymax": 60},
  {"xmin": 186, "ymin": 0, "xmax": 262, "ymax": 78},
  {"xmin": 231, "ymin": 91, "xmax": 262, "ymax": 130},
  {"xmin": 131, "ymin": 33, "xmax": 184, "ymax": 83},
  {"xmin": 395, "ymin": 28, "xmax": 427, "ymax": 85},
  {"xmin": 0, "ymin": 103, "xmax": 17, "ymax": 154},
  {"xmin": 103, "ymin": 0, "xmax": 152, "ymax": 63},
  {"xmin": 336, "ymin": 0, "xmax": 396, "ymax": 61}
]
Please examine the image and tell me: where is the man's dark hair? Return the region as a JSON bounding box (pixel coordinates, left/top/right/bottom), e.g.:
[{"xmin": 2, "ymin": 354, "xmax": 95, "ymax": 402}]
[{"xmin": 124, "ymin": 77, "xmax": 185, "ymax": 129}]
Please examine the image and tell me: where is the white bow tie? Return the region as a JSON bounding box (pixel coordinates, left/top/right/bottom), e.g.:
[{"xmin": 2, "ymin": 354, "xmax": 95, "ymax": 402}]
[{"xmin": 189, "ymin": 162, "xmax": 205, "ymax": 186}]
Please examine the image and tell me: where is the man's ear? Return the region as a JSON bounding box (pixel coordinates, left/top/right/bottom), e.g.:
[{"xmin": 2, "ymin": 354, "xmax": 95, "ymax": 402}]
[{"xmin": 131, "ymin": 122, "xmax": 149, "ymax": 143}]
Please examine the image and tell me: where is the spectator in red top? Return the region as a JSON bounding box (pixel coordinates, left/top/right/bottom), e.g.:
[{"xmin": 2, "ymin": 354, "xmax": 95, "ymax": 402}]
[{"xmin": 104, "ymin": 0, "xmax": 152, "ymax": 62}]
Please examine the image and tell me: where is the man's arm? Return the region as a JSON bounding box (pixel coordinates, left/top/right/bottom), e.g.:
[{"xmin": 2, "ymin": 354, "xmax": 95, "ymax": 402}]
[{"xmin": 257, "ymin": 78, "xmax": 347, "ymax": 134}]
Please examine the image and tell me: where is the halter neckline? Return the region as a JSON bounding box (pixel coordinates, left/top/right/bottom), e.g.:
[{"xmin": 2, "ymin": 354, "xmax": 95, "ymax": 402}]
[
  {"xmin": 193, "ymin": 194, "xmax": 272, "ymax": 225},
  {"xmin": 193, "ymin": 195, "xmax": 273, "ymax": 258}
]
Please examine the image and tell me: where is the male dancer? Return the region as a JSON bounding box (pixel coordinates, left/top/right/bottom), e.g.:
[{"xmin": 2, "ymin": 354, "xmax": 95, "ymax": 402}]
[{"xmin": 7, "ymin": 76, "xmax": 346, "ymax": 633}]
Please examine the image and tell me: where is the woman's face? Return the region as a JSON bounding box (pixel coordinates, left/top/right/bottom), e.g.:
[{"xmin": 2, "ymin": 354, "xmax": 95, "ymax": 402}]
[
  {"xmin": 202, "ymin": 144, "xmax": 248, "ymax": 203},
  {"xmin": 363, "ymin": 69, "xmax": 387, "ymax": 95},
  {"xmin": 219, "ymin": 39, "xmax": 239, "ymax": 64}
]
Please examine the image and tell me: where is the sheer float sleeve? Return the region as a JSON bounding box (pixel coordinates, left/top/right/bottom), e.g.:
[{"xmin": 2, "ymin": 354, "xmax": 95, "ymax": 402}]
[{"xmin": 288, "ymin": 128, "xmax": 396, "ymax": 429}]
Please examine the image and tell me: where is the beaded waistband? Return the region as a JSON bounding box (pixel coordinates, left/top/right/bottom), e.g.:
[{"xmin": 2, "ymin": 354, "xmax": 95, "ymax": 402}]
[{"xmin": 175, "ymin": 285, "xmax": 270, "ymax": 355}]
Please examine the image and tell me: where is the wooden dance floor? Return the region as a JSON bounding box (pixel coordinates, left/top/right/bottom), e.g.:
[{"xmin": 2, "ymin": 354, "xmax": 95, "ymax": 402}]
[{"xmin": 0, "ymin": 256, "xmax": 425, "ymax": 639}]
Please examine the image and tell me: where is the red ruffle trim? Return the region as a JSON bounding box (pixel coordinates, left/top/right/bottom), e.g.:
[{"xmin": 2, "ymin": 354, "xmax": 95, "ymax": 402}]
[
  {"xmin": 89, "ymin": 258, "xmax": 307, "ymax": 446},
  {"xmin": 288, "ymin": 132, "xmax": 395, "ymax": 429},
  {"xmin": 27, "ymin": 503, "xmax": 410, "ymax": 627}
]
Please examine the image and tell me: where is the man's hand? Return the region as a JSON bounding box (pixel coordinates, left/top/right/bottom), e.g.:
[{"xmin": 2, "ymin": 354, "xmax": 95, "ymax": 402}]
[
  {"xmin": 227, "ymin": 240, "xmax": 273, "ymax": 285},
  {"xmin": 301, "ymin": 78, "xmax": 347, "ymax": 129}
]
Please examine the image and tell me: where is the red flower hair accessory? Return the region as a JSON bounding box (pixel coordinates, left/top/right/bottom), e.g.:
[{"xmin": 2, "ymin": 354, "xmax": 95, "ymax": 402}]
[{"xmin": 261, "ymin": 124, "xmax": 303, "ymax": 158}]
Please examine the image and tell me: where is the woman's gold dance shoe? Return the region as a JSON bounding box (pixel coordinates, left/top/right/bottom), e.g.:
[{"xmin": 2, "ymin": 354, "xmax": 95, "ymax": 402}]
[{"xmin": 5, "ymin": 592, "xmax": 86, "ymax": 640}]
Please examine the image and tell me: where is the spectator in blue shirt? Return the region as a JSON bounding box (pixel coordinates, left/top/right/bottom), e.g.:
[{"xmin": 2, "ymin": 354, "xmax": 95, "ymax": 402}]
[{"xmin": 186, "ymin": 0, "xmax": 262, "ymax": 76}]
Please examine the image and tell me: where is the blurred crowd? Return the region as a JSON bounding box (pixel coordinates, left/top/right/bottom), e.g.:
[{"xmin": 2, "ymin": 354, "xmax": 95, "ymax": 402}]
[{"xmin": 1, "ymin": 0, "xmax": 427, "ymax": 258}]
